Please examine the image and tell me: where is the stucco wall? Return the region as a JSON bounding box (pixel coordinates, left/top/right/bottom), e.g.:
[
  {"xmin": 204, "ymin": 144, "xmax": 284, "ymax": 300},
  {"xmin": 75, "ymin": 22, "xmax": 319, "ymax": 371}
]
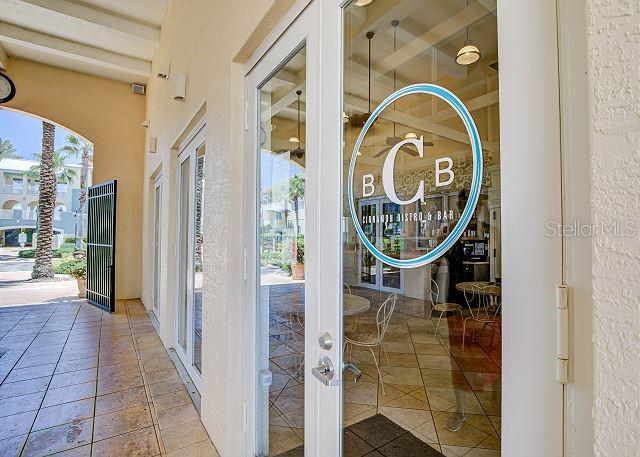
[
  {"xmin": 141, "ymin": 0, "xmax": 291, "ymax": 455},
  {"xmin": 5, "ymin": 57, "xmax": 146, "ymax": 300},
  {"xmin": 587, "ymin": 1, "xmax": 640, "ymax": 455}
]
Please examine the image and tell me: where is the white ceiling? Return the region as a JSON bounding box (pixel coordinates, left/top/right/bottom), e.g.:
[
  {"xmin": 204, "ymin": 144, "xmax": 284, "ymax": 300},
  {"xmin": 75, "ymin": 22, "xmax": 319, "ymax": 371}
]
[{"xmin": 0, "ymin": 0, "xmax": 170, "ymax": 83}]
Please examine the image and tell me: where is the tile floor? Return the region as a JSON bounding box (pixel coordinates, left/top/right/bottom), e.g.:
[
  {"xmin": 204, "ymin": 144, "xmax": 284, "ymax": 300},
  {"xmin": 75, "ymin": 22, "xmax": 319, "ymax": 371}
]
[
  {"xmin": 0, "ymin": 299, "xmax": 218, "ymax": 456},
  {"xmin": 267, "ymin": 284, "xmax": 501, "ymax": 457}
]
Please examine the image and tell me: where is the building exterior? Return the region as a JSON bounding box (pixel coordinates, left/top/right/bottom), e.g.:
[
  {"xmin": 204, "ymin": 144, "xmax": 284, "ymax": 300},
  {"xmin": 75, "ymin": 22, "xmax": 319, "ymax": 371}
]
[
  {"xmin": 0, "ymin": 0, "xmax": 638, "ymax": 456},
  {"xmin": 0, "ymin": 157, "xmax": 92, "ymax": 244}
]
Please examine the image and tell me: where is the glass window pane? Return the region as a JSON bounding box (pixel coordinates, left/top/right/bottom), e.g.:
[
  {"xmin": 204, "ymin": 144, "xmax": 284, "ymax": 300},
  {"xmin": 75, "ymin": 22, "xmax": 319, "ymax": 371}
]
[
  {"xmin": 342, "ymin": 2, "xmax": 501, "ymax": 455},
  {"xmin": 193, "ymin": 147, "xmax": 205, "ymax": 373},
  {"xmin": 257, "ymin": 44, "xmax": 306, "ymax": 456}
]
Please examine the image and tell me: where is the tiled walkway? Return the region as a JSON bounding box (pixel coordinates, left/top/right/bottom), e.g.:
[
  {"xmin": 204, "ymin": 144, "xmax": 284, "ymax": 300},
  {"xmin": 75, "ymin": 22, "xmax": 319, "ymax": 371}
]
[{"xmin": 0, "ymin": 299, "xmax": 218, "ymax": 456}]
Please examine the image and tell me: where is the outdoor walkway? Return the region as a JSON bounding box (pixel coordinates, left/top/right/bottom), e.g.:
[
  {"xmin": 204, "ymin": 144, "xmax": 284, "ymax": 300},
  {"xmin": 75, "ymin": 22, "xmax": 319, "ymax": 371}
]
[
  {"xmin": 0, "ymin": 299, "xmax": 218, "ymax": 456},
  {"xmin": 0, "ymin": 247, "xmax": 78, "ymax": 307}
]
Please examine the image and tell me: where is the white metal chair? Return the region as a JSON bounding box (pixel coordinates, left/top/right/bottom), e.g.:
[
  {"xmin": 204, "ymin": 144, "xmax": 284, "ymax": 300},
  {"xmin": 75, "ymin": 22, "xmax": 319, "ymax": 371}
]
[
  {"xmin": 344, "ymin": 294, "xmax": 397, "ymax": 395},
  {"xmin": 462, "ymin": 283, "xmax": 502, "ymax": 351},
  {"xmin": 428, "ymin": 278, "xmax": 463, "ymax": 337}
]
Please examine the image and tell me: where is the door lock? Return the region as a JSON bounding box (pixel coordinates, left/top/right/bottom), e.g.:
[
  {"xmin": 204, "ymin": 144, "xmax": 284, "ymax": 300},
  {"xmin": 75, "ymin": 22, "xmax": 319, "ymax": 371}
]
[
  {"xmin": 318, "ymin": 332, "xmax": 333, "ymax": 350},
  {"xmin": 311, "ymin": 356, "xmax": 340, "ymax": 386}
]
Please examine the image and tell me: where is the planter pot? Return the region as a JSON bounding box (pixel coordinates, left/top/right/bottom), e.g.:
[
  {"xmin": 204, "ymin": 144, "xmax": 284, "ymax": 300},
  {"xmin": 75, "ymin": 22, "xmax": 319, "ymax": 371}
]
[
  {"xmin": 77, "ymin": 278, "xmax": 87, "ymax": 298},
  {"xmin": 291, "ymin": 263, "xmax": 305, "ymax": 280}
]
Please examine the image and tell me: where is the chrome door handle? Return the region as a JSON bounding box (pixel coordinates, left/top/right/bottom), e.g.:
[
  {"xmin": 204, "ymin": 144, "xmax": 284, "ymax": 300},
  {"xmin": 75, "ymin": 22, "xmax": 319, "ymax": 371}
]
[
  {"xmin": 311, "ymin": 356, "xmax": 340, "ymax": 386},
  {"xmin": 343, "ymin": 363, "xmax": 362, "ymax": 383}
]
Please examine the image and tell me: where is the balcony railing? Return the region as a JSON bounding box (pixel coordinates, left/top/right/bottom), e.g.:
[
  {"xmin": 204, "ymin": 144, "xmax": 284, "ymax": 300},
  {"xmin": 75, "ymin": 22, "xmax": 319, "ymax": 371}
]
[{"xmin": 2, "ymin": 186, "xmax": 23, "ymax": 195}]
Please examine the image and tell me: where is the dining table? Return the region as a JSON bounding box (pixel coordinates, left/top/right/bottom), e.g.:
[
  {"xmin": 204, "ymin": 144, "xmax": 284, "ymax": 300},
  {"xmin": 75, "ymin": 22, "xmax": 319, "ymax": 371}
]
[{"xmin": 343, "ymin": 294, "xmax": 371, "ymax": 315}]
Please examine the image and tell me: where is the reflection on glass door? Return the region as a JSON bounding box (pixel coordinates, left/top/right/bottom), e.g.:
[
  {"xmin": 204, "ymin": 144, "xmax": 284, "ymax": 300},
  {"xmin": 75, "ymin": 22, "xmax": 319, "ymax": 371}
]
[
  {"xmin": 177, "ymin": 155, "xmax": 191, "ymax": 351},
  {"xmin": 343, "ymin": 1, "xmax": 502, "ymax": 455},
  {"xmin": 152, "ymin": 177, "xmax": 162, "ymax": 316},
  {"xmin": 358, "ymin": 197, "xmax": 404, "ymax": 293},
  {"xmin": 176, "ymin": 128, "xmax": 205, "ymax": 385},
  {"xmin": 256, "ymin": 45, "xmax": 307, "ymax": 456}
]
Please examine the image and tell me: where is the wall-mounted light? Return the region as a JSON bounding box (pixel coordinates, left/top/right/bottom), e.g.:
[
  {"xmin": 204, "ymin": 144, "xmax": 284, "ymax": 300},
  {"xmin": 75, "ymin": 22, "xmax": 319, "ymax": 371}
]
[
  {"xmin": 148, "ymin": 136, "xmax": 157, "ymax": 154},
  {"xmin": 173, "ymin": 74, "xmax": 186, "ymax": 101},
  {"xmin": 157, "ymin": 65, "xmax": 170, "ymax": 79}
]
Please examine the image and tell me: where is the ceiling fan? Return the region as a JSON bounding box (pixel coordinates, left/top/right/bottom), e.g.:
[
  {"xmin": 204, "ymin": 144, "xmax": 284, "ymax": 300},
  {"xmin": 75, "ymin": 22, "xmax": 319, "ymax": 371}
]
[{"xmin": 374, "ymin": 135, "xmax": 434, "ymax": 157}]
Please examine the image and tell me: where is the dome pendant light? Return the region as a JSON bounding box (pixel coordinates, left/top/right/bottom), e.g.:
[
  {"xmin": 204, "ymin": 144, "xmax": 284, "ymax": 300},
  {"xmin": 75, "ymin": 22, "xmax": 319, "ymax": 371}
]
[{"xmin": 456, "ymin": 1, "xmax": 481, "ymax": 65}]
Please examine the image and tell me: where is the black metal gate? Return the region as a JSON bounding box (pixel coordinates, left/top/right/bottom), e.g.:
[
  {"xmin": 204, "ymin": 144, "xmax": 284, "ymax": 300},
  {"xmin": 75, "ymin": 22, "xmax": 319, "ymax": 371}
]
[{"xmin": 86, "ymin": 180, "xmax": 117, "ymax": 312}]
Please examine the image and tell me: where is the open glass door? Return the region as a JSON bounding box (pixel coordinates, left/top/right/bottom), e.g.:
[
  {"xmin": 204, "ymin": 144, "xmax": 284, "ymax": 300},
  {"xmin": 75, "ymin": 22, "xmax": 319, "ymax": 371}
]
[{"xmin": 176, "ymin": 126, "xmax": 205, "ymax": 388}]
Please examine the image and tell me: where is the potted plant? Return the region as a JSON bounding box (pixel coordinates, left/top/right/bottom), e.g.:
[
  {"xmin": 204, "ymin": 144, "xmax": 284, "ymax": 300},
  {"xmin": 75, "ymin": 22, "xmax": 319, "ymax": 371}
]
[
  {"xmin": 291, "ymin": 234, "xmax": 305, "ymax": 280},
  {"xmin": 56, "ymin": 254, "xmax": 87, "ymax": 298}
]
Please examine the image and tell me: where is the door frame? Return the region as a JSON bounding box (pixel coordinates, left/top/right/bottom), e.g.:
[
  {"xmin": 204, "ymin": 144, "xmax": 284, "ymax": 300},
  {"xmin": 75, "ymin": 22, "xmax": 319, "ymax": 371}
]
[
  {"xmin": 152, "ymin": 174, "xmax": 162, "ymax": 318},
  {"xmin": 175, "ymin": 122, "xmax": 206, "ymax": 392},
  {"xmin": 242, "ymin": 0, "xmax": 565, "ymax": 455}
]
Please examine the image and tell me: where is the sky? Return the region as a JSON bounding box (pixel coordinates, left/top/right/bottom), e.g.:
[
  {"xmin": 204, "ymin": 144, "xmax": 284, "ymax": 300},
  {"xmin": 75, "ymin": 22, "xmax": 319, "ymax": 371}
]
[{"xmin": 0, "ymin": 109, "xmax": 82, "ymax": 164}]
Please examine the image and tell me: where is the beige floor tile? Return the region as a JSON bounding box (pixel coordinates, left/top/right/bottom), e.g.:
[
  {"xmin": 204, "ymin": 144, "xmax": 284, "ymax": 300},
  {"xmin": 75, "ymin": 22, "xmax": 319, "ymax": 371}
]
[
  {"xmin": 42, "ymin": 381, "xmax": 96, "ymax": 408},
  {"xmin": 97, "ymin": 371, "xmax": 144, "ymax": 396},
  {"xmin": 23, "ymin": 417, "xmax": 93, "ymax": 456},
  {"xmin": 149, "ymin": 378, "xmax": 185, "ymax": 398},
  {"xmin": 426, "ymin": 387, "xmax": 485, "ymax": 414},
  {"xmin": 49, "ymin": 367, "xmax": 97, "ymax": 389},
  {"xmin": 151, "ymin": 389, "xmax": 192, "ymax": 413},
  {"xmin": 95, "ymin": 386, "xmax": 148, "ymax": 416},
  {"xmin": 434, "ymin": 412, "xmax": 496, "ymax": 448},
  {"xmin": 144, "ymin": 367, "xmax": 181, "ymax": 385},
  {"xmin": 93, "ymin": 403, "xmax": 153, "ymax": 441},
  {"xmin": 92, "ymin": 426, "xmax": 159, "ymax": 457},
  {"xmin": 32, "ymin": 398, "xmax": 94, "ymax": 431},
  {"xmin": 474, "ymin": 391, "xmax": 501, "ymax": 416},
  {"xmin": 160, "ymin": 419, "xmax": 210, "ymax": 453},
  {"xmin": 379, "ymin": 406, "xmax": 432, "ymax": 429},
  {"xmin": 156, "ymin": 403, "xmax": 200, "ymax": 430},
  {"xmin": 417, "ymin": 354, "xmax": 460, "ymax": 371}
]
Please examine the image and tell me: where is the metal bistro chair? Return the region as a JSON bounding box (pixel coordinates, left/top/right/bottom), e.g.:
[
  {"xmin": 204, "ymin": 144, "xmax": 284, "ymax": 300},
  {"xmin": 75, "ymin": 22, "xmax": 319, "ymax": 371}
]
[
  {"xmin": 462, "ymin": 283, "xmax": 502, "ymax": 351},
  {"xmin": 344, "ymin": 294, "xmax": 397, "ymax": 395},
  {"xmin": 428, "ymin": 278, "xmax": 463, "ymax": 337}
]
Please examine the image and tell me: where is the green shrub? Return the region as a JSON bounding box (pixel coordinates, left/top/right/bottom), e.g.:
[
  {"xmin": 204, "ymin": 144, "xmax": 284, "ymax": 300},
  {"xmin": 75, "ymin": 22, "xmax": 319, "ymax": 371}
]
[
  {"xmin": 54, "ymin": 257, "xmax": 86, "ymax": 279},
  {"xmin": 18, "ymin": 249, "xmax": 62, "ymax": 258},
  {"xmin": 64, "ymin": 236, "xmax": 76, "ymax": 244}
]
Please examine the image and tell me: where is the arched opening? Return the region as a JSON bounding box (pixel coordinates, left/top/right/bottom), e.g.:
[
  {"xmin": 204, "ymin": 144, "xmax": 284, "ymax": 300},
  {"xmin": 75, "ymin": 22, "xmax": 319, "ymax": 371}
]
[{"xmin": 0, "ymin": 107, "xmax": 94, "ymax": 303}]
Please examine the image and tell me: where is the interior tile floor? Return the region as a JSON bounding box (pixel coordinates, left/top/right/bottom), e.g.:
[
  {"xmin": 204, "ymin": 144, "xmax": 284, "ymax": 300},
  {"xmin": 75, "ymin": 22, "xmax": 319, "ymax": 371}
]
[
  {"xmin": 0, "ymin": 299, "xmax": 218, "ymax": 457},
  {"xmin": 267, "ymin": 285, "xmax": 501, "ymax": 457}
]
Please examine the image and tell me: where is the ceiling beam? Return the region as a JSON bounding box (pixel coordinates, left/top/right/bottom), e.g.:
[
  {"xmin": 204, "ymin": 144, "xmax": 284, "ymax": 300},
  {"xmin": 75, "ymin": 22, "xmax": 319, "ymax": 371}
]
[
  {"xmin": 0, "ymin": 22, "xmax": 151, "ymax": 78},
  {"xmin": 372, "ymin": 1, "xmax": 496, "ymax": 78},
  {"xmin": 345, "ymin": 92, "xmax": 498, "ymax": 152},
  {"xmin": 436, "ymin": 90, "xmax": 499, "ymax": 122},
  {"xmin": 0, "ymin": 0, "xmax": 160, "ymax": 44},
  {"xmin": 0, "ymin": 41, "xmax": 7, "ymax": 70}
]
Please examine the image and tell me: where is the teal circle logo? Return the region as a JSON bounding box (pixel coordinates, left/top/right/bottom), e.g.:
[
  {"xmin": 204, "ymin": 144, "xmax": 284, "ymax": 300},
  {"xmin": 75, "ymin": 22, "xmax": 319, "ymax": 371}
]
[{"xmin": 348, "ymin": 83, "xmax": 483, "ymax": 269}]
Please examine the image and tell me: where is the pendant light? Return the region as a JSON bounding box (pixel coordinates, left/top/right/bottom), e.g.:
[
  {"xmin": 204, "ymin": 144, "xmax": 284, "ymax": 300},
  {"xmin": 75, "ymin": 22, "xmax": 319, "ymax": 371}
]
[
  {"xmin": 354, "ymin": 0, "xmax": 374, "ymax": 6},
  {"xmin": 456, "ymin": 0, "xmax": 481, "ymax": 65},
  {"xmin": 289, "ymin": 90, "xmax": 304, "ymax": 158}
]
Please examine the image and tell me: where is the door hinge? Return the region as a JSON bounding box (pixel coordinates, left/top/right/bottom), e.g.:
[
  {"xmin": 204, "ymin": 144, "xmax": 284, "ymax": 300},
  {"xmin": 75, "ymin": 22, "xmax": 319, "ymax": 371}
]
[
  {"xmin": 244, "ymin": 99, "xmax": 249, "ymax": 131},
  {"xmin": 243, "ymin": 248, "xmax": 248, "ymax": 281},
  {"xmin": 556, "ymin": 284, "xmax": 569, "ymax": 383},
  {"xmin": 243, "ymin": 400, "xmax": 247, "ymax": 432}
]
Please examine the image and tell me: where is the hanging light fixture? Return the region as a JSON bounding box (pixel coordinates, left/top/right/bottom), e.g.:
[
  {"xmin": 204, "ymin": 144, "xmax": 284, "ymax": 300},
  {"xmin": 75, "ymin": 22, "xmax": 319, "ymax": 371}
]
[
  {"xmin": 290, "ymin": 90, "xmax": 305, "ymax": 158},
  {"xmin": 404, "ymin": 132, "xmax": 418, "ymax": 140},
  {"xmin": 354, "ymin": 0, "xmax": 374, "ymax": 6},
  {"xmin": 456, "ymin": 0, "xmax": 481, "ymax": 65},
  {"xmin": 342, "ymin": 112, "xmax": 350, "ymax": 123}
]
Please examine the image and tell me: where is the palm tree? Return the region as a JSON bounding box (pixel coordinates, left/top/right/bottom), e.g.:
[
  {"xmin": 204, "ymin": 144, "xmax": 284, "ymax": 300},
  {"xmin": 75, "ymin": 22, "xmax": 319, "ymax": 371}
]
[
  {"xmin": 0, "ymin": 138, "xmax": 18, "ymax": 161},
  {"xmin": 60, "ymin": 134, "xmax": 92, "ymax": 248},
  {"xmin": 288, "ymin": 174, "xmax": 305, "ymax": 264},
  {"xmin": 28, "ymin": 151, "xmax": 77, "ymax": 184},
  {"xmin": 32, "ymin": 122, "xmax": 57, "ymax": 279}
]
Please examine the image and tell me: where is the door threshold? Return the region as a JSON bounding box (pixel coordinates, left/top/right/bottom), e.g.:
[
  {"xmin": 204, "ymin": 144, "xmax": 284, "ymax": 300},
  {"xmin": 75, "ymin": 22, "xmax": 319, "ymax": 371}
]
[{"xmin": 167, "ymin": 348, "xmax": 202, "ymax": 415}]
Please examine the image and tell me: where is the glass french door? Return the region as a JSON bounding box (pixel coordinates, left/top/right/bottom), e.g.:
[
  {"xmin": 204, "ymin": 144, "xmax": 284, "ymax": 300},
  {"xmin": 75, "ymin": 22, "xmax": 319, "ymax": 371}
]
[
  {"xmin": 152, "ymin": 176, "xmax": 162, "ymax": 317},
  {"xmin": 357, "ymin": 197, "xmax": 404, "ymax": 293},
  {"xmin": 176, "ymin": 126, "xmax": 206, "ymax": 387},
  {"xmin": 245, "ymin": 0, "xmax": 563, "ymax": 456}
]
